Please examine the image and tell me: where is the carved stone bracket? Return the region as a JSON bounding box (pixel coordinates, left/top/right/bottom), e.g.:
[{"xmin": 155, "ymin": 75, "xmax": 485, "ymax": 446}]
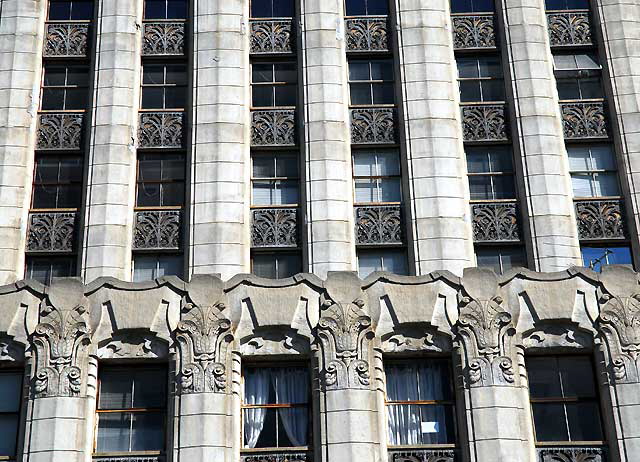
[
  {"xmin": 27, "ymin": 212, "xmax": 77, "ymax": 253},
  {"xmin": 251, "ymin": 208, "xmax": 298, "ymax": 248},
  {"xmin": 355, "ymin": 205, "xmax": 403, "ymax": 245},
  {"xmin": 175, "ymin": 276, "xmax": 235, "ymax": 394},
  {"xmin": 98, "ymin": 333, "xmax": 168, "ymax": 360},
  {"xmin": 389, "ymin": 449, "xmax": 456, "ymax": 462},
  {"xmin": 44, "ymin": 23, "xmax": 89, "ymax": 57},
  {"xmin": 561, "ymin": 102, "xmax": 608, "ymax": 139},
  {"xmin": 575, "ymin": 200, "xmax": 626, "ymax": 241},
  {"xmin": 241, "ymin": 453, "xmax": 309, "ymax": 462},
  {"xmin": 351, "ymin": 108, "xmax": 397, "ymax": 144},
  {"xmin": 547, "ymin": 11, "xmax": 592, "ymax": 47},
  {"xmin": 452, "ymin": 14, "xmax": 496, "ymax": 49},
  {"xmin": 461, "ymin": 104, "xmax": 508, "ymax": 142},
  {"xmin": 142, "ymin": 22, "xmax": 185, "ymax": 55},
  {"xmin": 138, "ymin": 111, "xmax": 184, "ymax": 148},
  {"xmin": 345, "ymin": 17, "xmax": 389, "ymax": 52},
  {"xmin": 133, "ymin": 210, "xmax": 182, "ymax": 250},
  {"xmin": 317, "ymin": 273, "xmax": 373, "ymax": 390},
  {"xmin": 250, "ymin": 19, "xmax": 294, "ymax": 54},
  {"xmin": 538, "ymin": 446, "xmax": 605, "ymax": 462},
  {"xmin": 251, "ymin": 109, "xmax": 296, "ymax": 146},
  {"xmin": 472, "ymin": 202, "xmax": 520, "ymax": 242},
  {"xmin": 37, "ymin": 112, "xmax": 84, "ymax": 150}
]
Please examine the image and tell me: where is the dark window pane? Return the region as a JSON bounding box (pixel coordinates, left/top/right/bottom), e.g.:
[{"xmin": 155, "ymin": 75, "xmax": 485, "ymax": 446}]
[
  {"xmin": 459, "ymin": 81, "xmax": 481, "ymax": 102},
  {"xmin": 567, "ymin": 0, "xmax": 589, "ymax": 7},
  {"xmin": 489, "ymin": 146, "xmax": 514, "ymax": 171},
  {"xmin": 451, "ymin": 0, "xmax": 473, "ymax": 13},
  {"xmin": 35, "ymin": 158, "xmax": 61, "ymax": 182},
  {"xmin": 250, "ymin": 408, "xmax": 278, "ymax": 448},
  {"xmin": 370, "ymin": 60, "xmax": 394, "ymax": 80},
  {"xmin": 143, "ymin": 66, "xmax": 165, "ymax": 85},
  {"xmin": 492, "ymin": 175, "xmax": 516, "ymax": 199},
  {"xmin": 274, "ymin": 63, "xmax": 297, "ymax": 83},
  {"xmin": 26, "ymin": 257, "xmax": 75, "ymax": 284},
  {"xmin": 346, "ymin": 0, "xmax": 367, "ymax": 16},
  {"xmin": 350, "ymin": 83, "xmax": 373, "ymax": 105},
  {"xmin": 253, "ymin": 254, "xmax": 277, "ymax": 278},
  {"xmin": 253, "ymin": 86, "xmax": 274, "ymax": 107},
  {"xmin": 473, "ymin": 0, "xmax": 494, "ymax": 12},
  {"xmin": 466, "ymin": 148, "xmax": 490, "ymax": 173},
  {"xmin": 165, "ymin": 65, "xmax": 187, "ymax": 85},
  {"xmin": 557, "ymin": 78, "xmax": 581, "ymax": 100},
  {"xmin": 253, "ymin": 155, "xmax": 276, "ymax": 178},
  {"xmin": 96, "ymin": 412, "xmax": 129, "ymax": 452},
  {"xmin": 64, "ymin": 88, "xmax": 88, "ymax": 110},
  {"xmin": 162, "ymin": 156, "xmax": 186, "ymax": 181},
  {"xmin": 527, "ymin": 357, "xmax": 562, "ymax": 398},
  {"xmin": 44, "ymin": 67, "xmax": 67, "ymax": 86},
  {"xmin": 139, "ymin": 156, "xmax": 162, "ymax": 182},
  {"xmin": 457, "ymin": 58, "xmax": 479, "ymax": 78},
  {"xmin": 545, "ymin": 0, "xmax": 566, "ymax": 9},
  {"xmin": 273, "ymin": 0, "xmax": 294, "ymax": 17},
  {"xmin": 274, "ymin": 85, "xmax": 296, "ymax": 106},
  {"xmin": 0, "ymin": 415, "xmax": 18, "ymax": 456},
  {"xmin": 71, "ymin": 1, "xmax": 94, "ymax": 20},
  {"xmin": 500, "ymin": 247, "xmax": 526, "ymax": 271},
  {"xmin": 349, "ymin": 61, "xmax": 371, "ymax": 81},
  {"xmin": 145, "ymin": 0, "xmax": 166, "ymax": 19},
  {"xmin": 0, "ymin": 373, "xmax": 22, "ymax": 413},
  {"xmin": 133, "ymin": 369, "xmax": 166, "ymax": 408},
  {"xmin": 532, "ymin": 403, "xmax": 569, "ymax": 441},
  {"xmin": 131, "ymin": 412, "xmax": 165, "ymax": 451},
  {"xmin": 475, "ymin": 248, "xmax": 501, "ymax": 273},
  {"xmin": 99, "ymin": 370, "xmax": 132, "ymax": 409},
  {"xmin": 566, "ymin": 402, "xmax": 603, "ymax": 441},
  {"xmin": 42, "ymin": 88, "xmax": 65, "ymax": 110},
  {"xmin": 579, "ymin": 77, "xmax": 604, "ymax": 99},
  {"xmin": 481, "ymin": 80, "xmax": 505, "ymax": 101},
  {"xmin": 164, "ymin": 87, "xmax": 186, "ymax": 109},
  {"xmin": 277, "ymin": 253, "xmax": 301, "ymax": 278},
  {"xmin": 160, "ymin": 183, "xmax": 185, "ymax": 206},
  {"xmin": 558, "ymin": 356, "xmax": 597, "ymax": 398},
  {"xmin": 66, "ymin": 67, "xmax": 89, "ymax": 86},
  {"xmin": 49, "ymin": 2, "xmax": 72, "ymax": 20},
  {"xmin": 373, "ymin": 82, "xmax": 395, "ymax": 104},
  {"xmin": 59, "ymin": 158, "xmax": 83, "ymax": 182},
  {"xmin": 57, "ymin": 184, "xmax": 82, "ymax": 208},
  {"xmin": 275, "ymin": 154, "xmax": 298, "ymax": 177},
  {"xmin": 137, "ymin": 183, "xmax": 161, "ymax": 206},
  {"xmin": 478, "ymin": 56, "xmax": 503, "ymax": 78},
  {"xmin": 469, "ymin": 176, "xmax": 492, "ymax": 200},
  {"xmin": 251, "ymin": 0, "xmax": 273, "ymax": 18},
  {"xmin": 252, "ymin": 64, "xmax": 274, "ymax": 83},
  {"xmin": 32, "ymin": 186, "xmax": 58, "ymax": 209},
  {"xmin": 141, "ymin": 87, "xmax": 165, "ymax": 109},
  {"xmin": 166, "ymin": 0, "xmax": 187, "ymax": 18},
  {"xmin": 366, "ymin": 0, "xmax": 389, "ymax": 15}
]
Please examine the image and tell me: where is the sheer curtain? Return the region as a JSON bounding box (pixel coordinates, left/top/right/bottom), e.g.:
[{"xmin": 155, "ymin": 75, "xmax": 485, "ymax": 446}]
[
  {"xmin": 273, "ymin": 368, "xmax": 308, "ymax": 447},
  {"xmin": 244, "ymin": 368, "xmax": 270, "ymax": 448}
]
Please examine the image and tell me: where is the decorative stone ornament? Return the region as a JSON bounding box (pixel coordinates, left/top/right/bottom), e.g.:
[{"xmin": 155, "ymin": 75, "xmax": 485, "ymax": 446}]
[
  {"xmin": 175, "ymin": 275, "xmax": 235, "ymax": 394},
  {"xmin": 31, "ymin": 279, "xmax": 91, "ymax": 398},
  {"xmin": 538, "ymin": 446, "xmax": 605, "ymax": 462},
  {"xmin": 316, "ymin": 272, "xmax": 373, "ymax": 390}
]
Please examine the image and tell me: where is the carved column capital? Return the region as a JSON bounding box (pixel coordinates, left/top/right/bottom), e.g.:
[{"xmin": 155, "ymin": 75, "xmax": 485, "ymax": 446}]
[{"xmin": 175, "ymin": 275, "xmax": 235, "ymax": 394}]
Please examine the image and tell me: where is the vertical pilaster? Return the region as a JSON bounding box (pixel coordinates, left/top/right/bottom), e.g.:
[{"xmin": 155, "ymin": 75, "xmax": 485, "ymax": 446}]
[
  {"xmin": 301, "ymin": 0, "xmax": 356, "ymax": 277},
  {"xmin": 0, "ymin": 0, "xmax": 44, "ymax": 283},
  {"xmin": 189, "ymin": 0, "xmax": 249, "ymax": 279},
  {"xmin": 499, "ymin": 0, "xmax": 583, "ymax": 272},
  {"xmin": 82, "ymin": 0, "xmax": 142, "ymax": 281},
  {"xmin": 395, "ymin": 0, "xmax": 475, "ymax": 276}
]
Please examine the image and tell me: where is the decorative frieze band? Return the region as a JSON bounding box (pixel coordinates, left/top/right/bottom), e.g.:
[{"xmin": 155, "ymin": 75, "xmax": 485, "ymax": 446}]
[
  {"xmin": 93, "ymin": 457, "xmax": 164, "ymax": 462},
  {"xmin": 472, "ymin": 201, "xmax": 520, "ymax": 242},
  {"xmin": 44, "ymin": 23, "xmax": 89, "ymax": 57},
  {"xmin": 142, "ymin": 22, "xmax": 186, "ymax": 56},
  {"xmin": 241, "ymin": 453, "xmax": 310, "ymax": 462},
  {"xmin": 538, "ymin": 446, "xmax": 605, "ymax": 462},
  {"xmin": 251, "ymin": 109, "xmax": 296, "ymax": 146},
  {"xmin": 133, "ymin": 210, "xmax": 182, "ymax": 250},
  {"xmin": 461, "ymin": 104, "xmax": 508, "ymax": 142},
  {"xmin": 547, "ymin": 11, "xmax": 592, "ymax": 47},
  {"xmin": 27, "ymin": 211, "xmax": 77, "ymax": 253},
  {"xmin": 251, "ymin": 208, "xmax": 299, "ymax": 248},
  {"xmin": 355, "ymin": 205, "xmax": 403, "ymax": 245},
  {"xmin": 37, "ymin": 112, "xmax": 84, "ymax": 150},
  {"xmin": 250, "ymin": 19, "xmax": 294, "ymax": 54},
  {"xmin": 575, "ymin": 199, "xmax": 626, "ymax": 241},
  {"xmin": 452, "ymin": 14, "xmax": 496, "ymax": 49},
  {"xmin": 351, "ymin": 107, "xmax": 397, "ymax": 144},
  {"xmin": 389, "ymin": 449, "xmax": 456, "ymax": 462},
  {"xmin": 345, "ymin": 17, "xmax": 389, "ymax": 52},
  {"xmin": 560, "ymin": 101, "xmax": 608, "ymax": 139},
  {"xmin": 138, "ymin": 111, "xmax": 185, "ymax": 149}
]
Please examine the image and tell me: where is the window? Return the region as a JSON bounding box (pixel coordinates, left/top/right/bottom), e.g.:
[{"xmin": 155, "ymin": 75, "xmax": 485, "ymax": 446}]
[
  {"xmin": 48, "ymin": 0, "xmax": 94, "ymax": 20},
  {"xmin": 349, "ymin": 59, "xmax": 395, "ymax": 105},
  {"xmin": 358, "ymin": 249, "xmax": 408, "ymax": 278},
  {"xmin": 353, "ymin": 150, "xmax": 401, "ymax": 203},
  {"xmin": 252, "ymin": 253, "xmax": 301, "ymax": 279},
  {"xmin": 242, "ymin": 366, "xmax": 310, "ymax": 449},
  {"xmin": 95, "ymin": 367, "xmax": 167, "ymax": 453},
  {"xmin": 251, "ymin": 62, "xmax": 297, "ymax": 108},
  {"xmin": 450, "ymin": 0, "xmax": 494, "ymax": 13},
  {"xmin": 568, "ymin": 145, "xmax": 619, "ymax": 198},
  {"xmin": 251, "ymin": 0, "xmax": 294, "ymax": 18},
  {"xmin": 41, "ymin": 65, "xmax": 89, "ymax": 111},
  {"xmin": 554, "ymin": 54, "xmax": 603, "ymax": 100},
  {"xmin": 457, "ymin": 56, "xmax": 505, "ymax": 102},
  {"xmin": 545, "ymin": 0, "xmax": 589, "ymax": 10},
  {"xmin": 527, "ymin": 356, "xmax": 603, "ymax": 443},
  {"xmin": 385, "ymin": 360, "xmax": 456, "ymax": 446},
  {"xmin": 136, "ymin": 153, "xmax": 185, "ymax": 207},
  {"xmin": 25, "ymin": 256, "xmax": 76, "ymax": 284},
  {"xmin": 32, "ymin": 156, "xmax": 83, "ymax": 209},
  {"xmin": 132, "ymin": 255, "xmax": 183, "ymax": 281},
  {"xmin": 466, "ymin": 146, "xmax": 515, "ymax": 200},
  {"xmin": 252, "ymin": 153, "xmax": 299, "ymax": 206},
  {"xmin": 581, "ymin": 246, "xmax": 633, "ymax": 272},
  {"xmin": 141, "ymin": 64, "xmax": 187, "ymax": 110},
  {"xmin": 0, "ymin": 371, "xmax": 22, "ymax": 457},
  {"xmin": 345, "ymin": 0, "xmax": 389, "ymax": 16},
  {"xmin": 144, "ymin": 0, "xmax": 188, "ymax": 19},
  {"xmin": 476, "ymin": 246, "xmax": 526, "ymax": 273}
]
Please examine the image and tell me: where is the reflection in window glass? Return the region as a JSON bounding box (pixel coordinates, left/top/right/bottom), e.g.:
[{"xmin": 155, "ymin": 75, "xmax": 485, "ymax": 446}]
[
  {"xmin": 25, "ymin": 257, "xmax": 76, "ymax": 284},
  {"xmin": 476, "ymin": 246, "xmax": 526, "ymax": 274},
  {"xmin": 136, "ymin": 153, "xmax": 185, "ymax": 207},
  {"xmin": 0, "ymin": 371, "xmax": 22, "ymax": 457},
  {"xmin": 353, "ymin": 150, "xmax": 402, "ymax": 203},
  {"xmin": 345, "ymin": 0, "xmax": 389, "ymax": 16},
  {"xmin": 32, "ymin": 156, "xmax": 83, "ymax": 209},
  {"xmin": 252, "ymin": 153, "xmax": 299, "ymax": 206},
  {"xmin": 48, "ymin": 0, "xmax": 94, "ymax": 20},
  {"xmin": 545, "ymin": 0, "xmax": 589, "ymax": 10},
  {"xmin": 568, "ymin": 145, "xmax": 619, "ymax": 198},
  {"xmin": 349, "ymin": 59, "xmax": 395, "ymax": 105},
  {"xmin": 41, "ymin": 65, "xmax": 89, "ymax": 110},
  {"xmin": 144, "ymin": 0, "xmax": 188, "ymax": 19},
  {"xmin": 252, "ymin": 253, "xmax": 302, "ymax": 279},
  {"xmin": 251, "ymin": 63, "xmax": 297, "ymax": 108},
  {"xmin": 358, "ymin": 249, "xmax": 408, "ymax": 278},
  {"xmin": 450, "ymin": 0, "xmax": 494, "ymax": 13},
  {"xmin": 457, "ymin": 56, "xmax": 504, "ymax": 102},
  {"xmin": 132, "ymin": 255, "xmax": 183, "ymax": 281},
  {"xmin": 466, "ymin": 145, "xmax": 515, "ymax": 200},
  {"xmin": 251, "ymin": 0, "xmax": 295, "ymax": 17},
  {"xmin": 581, "ymin": 246, "xmax": 633, "ymax": 272}
]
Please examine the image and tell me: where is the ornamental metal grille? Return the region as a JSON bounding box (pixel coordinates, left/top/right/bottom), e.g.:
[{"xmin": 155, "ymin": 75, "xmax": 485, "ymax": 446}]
[
  {"xmin": 44, "ymin": 23, "xmax": 89, "ymax": 57},
  {"xmin": 27, "ymin": 212, "xmax": 77, "ymax": 253},
  {"xmin": 250, "ymin": 19, "xmax": 294, "ymax": 54},
  {"xmin": 251, "ymin": 208, "xmax": 299, "ymax": 248},
  {"xmin": 138, "ymin": 112, "xmax": 185, "ymax": 149},
  {"xmin": 389, "ymin": 449, "xmax": 456, "ymax": 462},
  {"xmin": 538, "ymin": 446, "xmax": 606, "ymax": 462},
  {"xmin": 560, "ymin": 102, "xmax": 608, "ymax": 139},
  {"xmin": 452, "ymin": 14, "xmax": 496, "ymax": 49},
  {"xmin": 251, "ymin": 109, "xmax": 296, "ymax": 146},
  {"xmin": 461, "ymin": 104, "xmax": 508, "ymax": 142},
  {"xmin": 133, "ymin": 210, "xmax": 182, "ymax": 250},
  {"xmin": 575, "ymin": 199, "xmax": 626, "ymax": 241},
  {"xmin": 93, "ymin": 457, "xmax": 165, "ymax": 462},
  {"xmin": 142, "ymin": 22, "xmax": 186, "ymax": 56},
  {"xmin": 547, "ymin": 12, "xmax": 592, "ymax": 47},
  {"xmin": 345, "ymin": 17, "xmax": 389, "ymax": 52},
  {"xmin": 350, "ymin": 108, "xmax": 397, "ymax": 145},
  {"xmin": 37, "ymin": 112, "xmax": 84, "ymax": 150},
  {"xmin": 241, "ymin": 453, "xmax": 310, "ymax": 462},
  {"xmin": 472, "ymin": 202, "xmax": 520, "ymax": 242},
  {"xmin": 355, "ymin": 205, "xmax": 403, "ymax": 245}
]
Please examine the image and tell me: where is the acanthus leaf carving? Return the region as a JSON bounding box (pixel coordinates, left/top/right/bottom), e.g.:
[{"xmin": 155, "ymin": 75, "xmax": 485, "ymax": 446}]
[
  {"xmin": 452, "ymin": 14, "xmax": 496, "ymax": 49},
  {"xmin": 142, "ymin": 22, "xmax": 185, "ymax": 56}
]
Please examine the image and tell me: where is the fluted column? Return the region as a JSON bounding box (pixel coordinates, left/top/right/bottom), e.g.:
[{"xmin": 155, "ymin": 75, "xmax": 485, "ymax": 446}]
[
  {"xmin": 82, "ymin": 0, "xmax": 142, "ymax": 281},
  {"xmin": 498, "ymin": 0, "xmax": 582, "ymax": 271},
  {"xmin": 0, "ymin": 0, "xmax": 45, "ymax": 283},
  {"xmin": 396, "ymin": 0, "xmax": 475, "ymax": 275},
  {"xmin": 301, "ymin": 0, "xmax": 356, "ymax": 276}
]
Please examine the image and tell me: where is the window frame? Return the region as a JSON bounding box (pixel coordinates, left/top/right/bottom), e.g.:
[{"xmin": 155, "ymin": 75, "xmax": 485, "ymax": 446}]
[
  {"xmin": 344, "ymin": 0, "xmax": 390, "ymax": 17},
  {"xmin": 456, "ymin": 54, "xmax": 505, "ymax": 103},
  {"xmin": 250, "ymin": 61, "xmax": 298, "ymax": 109},
  {"xmin": 47, "ymin": 0, "xmax": 94, "ymax": 22},
  {"xmin": 351, "ymin": 148, "xmax": 403, "ymax": 205},
  {"xmin": 449, "ymin": 0, "xmax": 495, "ymax": 14},
  {"xmin": 40, "ymin": 64, "xmax": 90, "ymax": 112},
  {"xmin": 140, "ymin": 63, "xmax": 188, "ymax": 111},
  {"xmin": 135, "ymin": 152, "xmax": 186, "ymax": 209},
  {"xmin": 24, "ymin": 256, "xmax": 77, "ymax": 284},
  {"xmin": 250, "ymin": 152, "xmax": 300, "ymax": 207},
  {"xmin": 356, "ymin": 248, "xmax": 409, "ymax": 277},
  {"xmin": 465, "ymin": 145, "xmax": 516, "ymax": 202},
  {"xmin": 544, "ymin": 0, "xmax": 590, "ymax": 12},
  {"xmin": 474, "ymin": 245, "xmax": 527, "ymax": 274},
  {"xmin": 0, "ymin": 369, "xmax": 24, "ymax": 458},
  {"xmin": 250, "ymin": 0, "xmax": 295, "ymax": 19},
  {"xmin": 250, "ymin": 251, "xmax": 302, "ymax": 279},
  {"xmin": 131, "ymin": 253, "xmax": 184, "ymax": 281},
  {"xmin": 581, "ymin": 245, "xmax": 634, "ymax": 271},
  {"xmin": 567, "ymin": 145, "xmax": 620, "ymax": 199},
  {"xmin": 348, "ymin": 58, "xmax": 396, "ymax": 107},
  {"xmin": 143, "ymin": 0, "xmax": 189, "ymax": 20},
  {"xmin": 31, "ymin": 154, "xmax": 84, "ymax": 211}
]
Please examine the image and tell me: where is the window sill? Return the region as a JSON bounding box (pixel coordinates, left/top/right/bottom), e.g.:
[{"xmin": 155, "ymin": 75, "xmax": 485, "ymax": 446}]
[
  {"xmin": 93, "ymin": 451, "xmax": 163, "ymax": 457},
  {"xmin": 535, "ymin": 441, "xmax": 605, "ymax": 447}
]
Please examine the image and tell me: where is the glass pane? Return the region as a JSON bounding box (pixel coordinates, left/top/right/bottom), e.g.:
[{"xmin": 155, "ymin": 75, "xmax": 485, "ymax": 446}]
[
  {"xmin": 593, "ymin": 173, "xmax": 620, "ymax": 197},
  {"xmin": 358, "ymin": 252, "xmax": 383, "ymax": 278},
  {"xmin": 527, "ymin": 356, "xmax": 562, "ymax": 398},
  {"xmin": 576, "ymin": 53, "xmax": 600, "ymax": 69},
  {"xmin": 469, "ymin": 176, "xmax": 492, "ymax": 200},
  {"xmin": 253, "ymin": 86, "xmax": 274, "ymax": 107},
  {"xmin": 35, "ymin": 158, "xmax": 61, "ymax": 183},
  {"xmin": 557, "ymin": 79, "xmax": 581, "ymax": 100},
  {"xmin": 133, "ymin": 369, "xmax": 167, "ymax": 408},
  {"xmin": 139, "ymin": 156, "xmax": 162, "ymax": 181},
  {"xmin": 41, "ymin": 88, "xmax": 65, "ymax": 110},
  {"xmin": 480, "ymin": 80, "xmax": 505, "ymax": 102},
  {"xmin": 354, "ymin": 179, "xmax": 377, "ymax": 203},
  {"xmin": 589, "ymin": 145, "xmax": 616, "ymax": 170},
  {"xmin": 0, "ymin": 415, "xmax": 18, "ymax": 456},
  {"xmin": 26, "ymin": 258, "xmax": 53, "ymax": 284},
  {"xmin": 252, "ymin": 254, "xmax": 277, "ymax": 279},
  {"xmin": 131, "ymin": 412, "xmax": 165, "ymax": 451},
  {"xmin": 558, "ymin": 356, "xmax": 596, "ymax": 398},
  {"xmin": 164, "ymin": 86, "xmax": 186, "ymax": 109},
  {"xmin": 370, "ymin": 60, "xmax": 394, "ymax": 80},
  {"xmin": 277, "ymin": 408, "xmax": 308, "ymax": 446},
  {"xmin": 272, "ymin": 367, "xmax": 309, "ymax": 404},
  {"xmin": 0, "ymin": 373, "xmax": 22, "ymax": 413},
  {"xmin": 143, "ymin": 66, "xmax": 165, "ymax": 85},
  {"xmin": 66, "ymin": 67, "xmax": 89, "ymax": 86},
  {"xmin": 32, "ymin": 185, "xmax": 58, "ymax": 209},
  {"xmin": 160, "ymin": 182, "xmax": 185, "ymax": 207},
  {"xmin": 276, "ymin": 254, "xmax": 301, "ymax": 278},
  {"xmin": 349, "ymin": 61, "xmax": 371, "ymax": 81},
  {"xmin": 459, "ymin": 81, "xmax": 481, "ymax": 102},
  {"xmin": 49, "ymin": 1, "xmax": 72, "ymax": 20},
  {"xmin": 275, "ymin": 181, "xmax": 299, "ymax": 204},
  {"xmin": 567, "ymin": 146, "xmax": 591, "ymax": 171},
  {"xmin": 99, "ymin": 369, "xmax": 133, "ymax": 409},
  {"xmin": 145, "ymin": 0, "xmax": 166, "ymax": 19},
  {"xmin": 248, "ymin": 407, "xmax": 278, "ymax": 448},
  {"xmin": 457, "ymin": 58, "xmax": 480, "ymax": 79},
  {"xmin": 567, "ymin": 0, "xmax": 589, "ymax": 8},
  {"xmin": 137, "ymin": 182, "xmax": 161, "ymax": 207},
  {"xmin": 156, "ymin": 255, "xmax": 183, "ymax": 278},
  {"xmin": 166, "ymin": 65, "xmax": 187, "ymax": 85},
  {"xmin": 382, "ymin": 250, "xmax": 408, "ymax": 275},
  {"xmin": 488, "ymin": 146, "xmax": 514, "ymax": 172},
  {"xmin": 346, "ymin": 0, "xmax": 367, "ymax": 16},
  {"xmin": 253, "ymin": 155, "xmax": 276, "ymax": 178},
  {"xmin": 566, "ymin": 402, "xmax": 603, "ymax": 441},
  {"xmin": 532, "ymin": 403, "xmax": 569, "ymax": 441},
  {"xmin": 275, "ymin": 63, "xmax": 297, "ymax": 83},
  {"xmin": 64, "ymin": 88, "xmax": 88, "ymax": 110},
  {"xmin": 472, "ymin": 0, "xmax": 494, "ymax": 12},
  {"xmin": 500, "ymin": 247, "xmax": 526, "ymax": 271},
  {"xmin": 579, "ymin": 77, "xmax": 603, "ymax": 99},
  {"xmin": 96, "ymin": 412, "xmax": 130, "ymax": 452},
  {"xmin": 43, "ymin": 67, "xmax": 67, "ymax": 86},
  {"xmin": 466, "ymin": 148, "xmax": 490, "ymax": 173},
  {"xmin": 492, "ymin": 175, "xmax": 516, "ymax": 199},
  {"xmin": 273, "ymin": 0, "xmax": 294, "ymax": 16},
  {"xmin": 386, "ymin": 404, "xmax": 455, "ymax": 445},
  {"xmin": 132, "ymin": 256, "xmax": 157, "ymax": 282},
  {"xmin": 375, "ymin": 150, "xmax": 400, "ymax": 176},
  {"xmin": 571, "ymin": 173, "xmax": 594, "ymax": 197},
  {"xmin": 450, "ymin": 0, "xmax": 474, "ymax": 13},
  {"xmin": 252, "ymin": 181, "xmax": 275, "ymax": 205},
  {"xmin": 162, "ymin": 155, "xmax": 185, "ymax": 181},
  {"xmin": 475, "ymin": 248, "xmax": 501, "ymax": 273},
  {"xmin": 57, "ymin": 184, "xmax": 83, "ymax": 208},
  {"xmin": 275, "ymin": 154, "xmax": 298, "ymax": 177},
  {"xmin": 366, "ymin": 0, "xmax": 389, "ymax": 15},
  {"xmin": 274, "ymin": 85, "xmax": 296, "ymax": 106},
  {"xmin": 252, "ymin": 64, "xmax": 274, "ymax": 83},
  {"xmin": 141, "ymin": 87, "xmax": 164, "ymax": 110},
  {"xmin": 419, "ymin": 405, "xmax": 455, "ymax": 444},
  {"xmin": 380, "ymin": 178, "xmax": 401, "ymax": 202},
  {"xmin": 350, "ymin": 83, "xmax": 373, "ymax": 105},
  {"xmin": 59, "ymin": 158, "xmax": 83, "ymax": 182},
  {"xmin": 373, "ymin": 82, "xmax": 395, "ymax": 104},
  {"xmin": 251, "ymin": 0, "xmax": 272, "ymax": 17},
  {"xmin": 478, "ymin": 56, "xmax": 503, "ymax": 78},
  {"xmin": 582, "ymin": 246, "xmax": 633, "ymax": 272},
  {"xmin": 166, "ymin": 0, "xmax": 187, "ymax": 18},
  {"xmin": 554, "ymin": 54, "xmax": 579, "ymax": 70},
  {"xmin": 353, "ymin": 151, "xmax": 377, "ymax": 176}
]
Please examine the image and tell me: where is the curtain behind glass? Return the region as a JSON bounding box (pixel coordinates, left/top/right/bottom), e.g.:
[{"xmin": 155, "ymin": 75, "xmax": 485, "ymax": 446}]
[
  {"xmin": 244, "ymin": 369, "xmax": 270, "ymax": 448},
  {"xmin": 273, "ymin": 368, "xmax": 308, "ymax": 447}
]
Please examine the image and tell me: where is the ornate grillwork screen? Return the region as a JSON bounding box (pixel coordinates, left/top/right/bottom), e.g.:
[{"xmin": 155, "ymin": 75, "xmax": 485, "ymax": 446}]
[
  {"xmin": 547, "ymin": 12, "xmax": 592, "ymax": 47},
  {"xmin": 241, "ymin": 453, "xmax": 310, "ymax": 462},
  {"xmin": 560, "ymin": 102, "xmax": 608, "ymax": 139},
  {"xmin": 250, "ymin": 19, "xmax": 294, "ymax": 54},
  {"xmin": 575, "ymin": 200, "xmax": 626, "ymax": 241},
  {"xmin": 138, "ymin": 112, "xmax": 185, "ymax": 149},
  {"xmin": 251, "ymin": 109, "xmax": 296, "ymax": 146},
  {"xmin": 461, "ymin": 104, "xmax": 508, "ymax": 142},
  {"xmin": 93, "ymin": 457, "xmax": 165, "ymax": 462},
  {"xmin": 37, "ymin": 112, "xmax": 84, "ymax": 150},
  {"xmin": 452, "ymin": 14, "xmax": 496, "ymax": 49},
  {"xmin": 351, "ymin": 108, "xmax": 397, "ymax": 145},
  {"xmin": 538, "ymin": 446, "xmax": 606, "ymax": 462},
  {"xmin": 142, "ymin": 22, "xmax": 186, "ymax": 55},
  {"xmin": 355, "ymin": 205, "xmax": 403, "ymax": 245},
  {"xmin": 251, "ymin": 208, "xmax": 299, "ymax": 248},
  {"xmin": 133, "ymin": 210, "xmax": 182, "ymax": 250},
  {"xmin": 345, "ymin": 17, "xmax": 389, "ymax": 52},
  {"xmin": 27, "ymin": 212, "xmax": 77, "ymax": 253},
  {"xmin": 44, "ymin": 23, "xmax": 89, "ymax": 57},
  {"xmin": 388, "ymin": 449, "xmax": 456, "ymax": 462},
  {"xmin": 472, "ymin": 202, "xmax": 520, "ymax": 242}
]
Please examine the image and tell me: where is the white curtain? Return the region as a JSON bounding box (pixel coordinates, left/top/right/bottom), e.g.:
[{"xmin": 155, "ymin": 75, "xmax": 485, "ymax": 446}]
[
  {"xmin": 244, "ymin": 368, "xmax": 270, "ymax": 448},
  {"xmin": 273, "ymin": 368, "xmax": 308, "ymax": 447}
]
